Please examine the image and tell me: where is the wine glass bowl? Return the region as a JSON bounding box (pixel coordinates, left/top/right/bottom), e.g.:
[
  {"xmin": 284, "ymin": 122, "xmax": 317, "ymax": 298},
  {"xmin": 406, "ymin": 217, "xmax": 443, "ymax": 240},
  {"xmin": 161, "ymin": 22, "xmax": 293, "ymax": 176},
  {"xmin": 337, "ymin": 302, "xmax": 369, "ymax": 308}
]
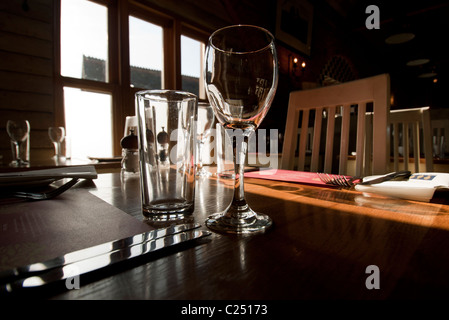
[
  {"xmin": 6, "ymin": 120, "xmax": 30, "ymax": 167},
  {"xmin": 204, "ymin": 25, "xmax": 279, "ymax": 234},
  {"xmin": 196, "ymin": 102, "xmax": 216, "ymax": 177},
  {"xmin": 48, "ymin": 126, "xmax": 66, "ymax": 159}
]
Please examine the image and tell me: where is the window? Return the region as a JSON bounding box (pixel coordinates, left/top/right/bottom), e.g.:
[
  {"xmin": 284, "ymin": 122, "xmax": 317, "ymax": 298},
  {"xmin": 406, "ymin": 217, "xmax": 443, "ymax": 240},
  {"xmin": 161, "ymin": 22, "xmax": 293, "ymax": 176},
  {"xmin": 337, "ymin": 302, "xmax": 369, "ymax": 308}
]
[
  {"xmin": 61, "ymin": 0, "xmax": 108, "ymax": 82},
  {"xmin": 181, "ymin": 35, "xmax": 205, "ymax": 98},
  {"xmin": 60, "ymin": 0, "xmax": 113, "ymax": 159},
  {"xmin": 57, "ymin": 0, "xmax": 210, "ymax": 159},
  {"xmin": 129, "ymin": 16, "xmax": 163, "ymax": 89}
]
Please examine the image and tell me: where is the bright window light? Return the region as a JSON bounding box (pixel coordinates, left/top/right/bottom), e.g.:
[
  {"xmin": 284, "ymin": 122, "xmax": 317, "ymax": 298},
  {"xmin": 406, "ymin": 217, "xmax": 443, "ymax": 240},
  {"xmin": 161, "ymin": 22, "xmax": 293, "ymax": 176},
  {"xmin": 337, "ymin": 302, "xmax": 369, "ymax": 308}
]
[
  {"xmin": 61, "ymin": 0, "xmax": 108, "ymax": 81},
  {"xmin": 64, "ymin": 87, "xmax": 113, "ymax": 160},
  {"xmin": 129, "ymin": 16, "xmax": 163, "ymax": 89},
  {"xmin": 181, "ymin": 35, "xmax": 204, "ymax": 97}
]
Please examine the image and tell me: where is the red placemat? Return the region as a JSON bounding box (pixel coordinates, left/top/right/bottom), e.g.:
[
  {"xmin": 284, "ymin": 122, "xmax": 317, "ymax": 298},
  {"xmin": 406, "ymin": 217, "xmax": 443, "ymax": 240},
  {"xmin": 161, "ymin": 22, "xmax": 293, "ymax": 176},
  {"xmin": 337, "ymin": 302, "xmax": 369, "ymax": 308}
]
[{"xmin": 244, "ymin": 169, "xmax": 336, "ymax": 188}]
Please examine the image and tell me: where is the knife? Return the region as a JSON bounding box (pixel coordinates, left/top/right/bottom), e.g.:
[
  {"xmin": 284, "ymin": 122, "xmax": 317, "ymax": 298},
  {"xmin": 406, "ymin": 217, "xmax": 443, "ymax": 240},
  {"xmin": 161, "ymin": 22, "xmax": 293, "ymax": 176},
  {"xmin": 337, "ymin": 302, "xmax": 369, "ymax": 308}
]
[
  {"xmin": 0, "ymin": 223, "xmax": 202, "ymax": 284},
  {"xmin": 359, "ymin": 170, "xmax": 411, "ymax": 185},
  {"xmin": 1, "ymin": 228, "xmax": 211, "ymax": 293},
  {"xmin": 0, "ymin": 165, "xmax": 98, "ymax": 183}
]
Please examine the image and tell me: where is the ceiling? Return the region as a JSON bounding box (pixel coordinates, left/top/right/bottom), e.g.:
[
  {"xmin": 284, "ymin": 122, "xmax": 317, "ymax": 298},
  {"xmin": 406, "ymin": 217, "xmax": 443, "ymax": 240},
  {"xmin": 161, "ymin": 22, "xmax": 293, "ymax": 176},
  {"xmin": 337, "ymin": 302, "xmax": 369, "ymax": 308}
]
[{"xmin": 325, "ymin": 0, "xmax": 449, "ymax": 108}]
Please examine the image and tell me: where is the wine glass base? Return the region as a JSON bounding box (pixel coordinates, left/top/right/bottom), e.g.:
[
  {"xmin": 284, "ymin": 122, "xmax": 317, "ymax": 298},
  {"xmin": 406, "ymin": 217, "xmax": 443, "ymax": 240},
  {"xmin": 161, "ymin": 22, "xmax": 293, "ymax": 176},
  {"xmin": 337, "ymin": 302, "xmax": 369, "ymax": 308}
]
[
  {"xmin": 9, "ymin": 160, "xmax": 29, "ymax": 168},
  {"xmin": 51, "ymin": 155, "xmax": 66, "ymax": 160},
  {"xmin": 196, "ymin": 168, "xmax": 212, "ymax": 177},
  {"xmin": 205, "ymin": 211, "xmax": 272, "ymax": 234}
]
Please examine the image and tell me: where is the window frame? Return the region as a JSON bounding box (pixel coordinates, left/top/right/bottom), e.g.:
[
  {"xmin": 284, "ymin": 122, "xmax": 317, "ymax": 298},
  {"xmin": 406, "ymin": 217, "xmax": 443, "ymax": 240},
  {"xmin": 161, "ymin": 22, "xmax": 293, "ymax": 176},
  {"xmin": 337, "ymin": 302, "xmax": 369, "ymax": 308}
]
[{"xmin": 54, "ymin": 0, "xmax": 210, "ymax": 156}]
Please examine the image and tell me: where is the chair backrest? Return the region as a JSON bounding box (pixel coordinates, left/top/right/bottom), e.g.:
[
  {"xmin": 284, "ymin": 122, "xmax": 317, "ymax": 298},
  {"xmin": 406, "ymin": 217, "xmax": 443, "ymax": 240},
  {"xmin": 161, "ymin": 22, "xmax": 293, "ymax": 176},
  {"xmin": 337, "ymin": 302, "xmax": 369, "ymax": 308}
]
[
  {"xmin": 431, "ymin": 118, "xmax": 449, "ymax": 159},
  {"xmin": 388, "ymin": 107, "xmax": 433, "ymax": 173},
  {"xmin": 281, "ymin": 73, "xmax": 390, "ymax": 176}
]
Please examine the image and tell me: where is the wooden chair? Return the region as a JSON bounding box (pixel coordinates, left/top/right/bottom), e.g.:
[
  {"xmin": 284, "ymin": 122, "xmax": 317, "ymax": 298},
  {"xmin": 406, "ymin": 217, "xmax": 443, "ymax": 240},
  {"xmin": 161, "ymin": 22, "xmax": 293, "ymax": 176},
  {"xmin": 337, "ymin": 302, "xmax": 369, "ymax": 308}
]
[
  {"xmin": 281, "ymin": 74, "xmax": 390, "ymax": 176},
  {"xmin": 388, "ymin": 107, "xmax": 433, "ymax": 173}
]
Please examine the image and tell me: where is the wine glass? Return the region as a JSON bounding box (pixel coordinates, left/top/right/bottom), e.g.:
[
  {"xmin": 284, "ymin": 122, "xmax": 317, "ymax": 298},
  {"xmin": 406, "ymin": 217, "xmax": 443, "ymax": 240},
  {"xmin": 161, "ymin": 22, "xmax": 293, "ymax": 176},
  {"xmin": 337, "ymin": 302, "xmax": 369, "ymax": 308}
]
[
  {"xmin": 196, "ymin": 102, "xmax": 216, "ymax": 177},
  {"xmin": 48, "ymin": 127, "xmax": 66, "ymax": 159},
  {"xmin": 204, "ymin": 25, "xmax": 279, "ymax": 233},
  {"xmin": 6, "ymin": 120, "xmax": 30, "ymax": 167}
]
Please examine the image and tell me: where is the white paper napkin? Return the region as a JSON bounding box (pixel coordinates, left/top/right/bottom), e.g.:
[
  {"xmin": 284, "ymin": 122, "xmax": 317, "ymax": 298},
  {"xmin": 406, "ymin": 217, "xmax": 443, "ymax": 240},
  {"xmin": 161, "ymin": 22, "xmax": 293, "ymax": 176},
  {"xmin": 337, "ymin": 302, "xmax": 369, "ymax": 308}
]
[{"xmin": 355, "ymin": 172, "xmax": 449, "ymax": 202}]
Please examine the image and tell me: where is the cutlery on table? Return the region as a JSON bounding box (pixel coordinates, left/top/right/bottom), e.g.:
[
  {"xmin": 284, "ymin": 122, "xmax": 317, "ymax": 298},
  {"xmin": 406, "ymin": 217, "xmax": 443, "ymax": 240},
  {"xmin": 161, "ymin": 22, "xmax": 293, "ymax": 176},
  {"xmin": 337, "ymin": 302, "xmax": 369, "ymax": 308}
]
[
  {"xmin": 318, "ymin": 170, "xmax": 411, "ymax": 188},
  {"xmin": 7, "ymin": 178, "xmax": 79, "ymax": 200},
  {"xmin": 0, "ymin": 223, "xmax": 211, "ymax": 293}
]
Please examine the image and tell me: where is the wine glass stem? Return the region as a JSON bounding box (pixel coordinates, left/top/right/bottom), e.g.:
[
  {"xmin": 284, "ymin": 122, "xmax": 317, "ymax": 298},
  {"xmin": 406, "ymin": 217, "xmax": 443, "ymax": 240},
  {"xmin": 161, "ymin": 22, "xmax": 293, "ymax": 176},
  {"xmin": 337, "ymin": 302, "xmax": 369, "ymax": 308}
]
[
  {"xmin": 13, "ymin": 141, "xmax": 21, "ymax": 161},
  {"xmin": 54, "ymin": 142, "xmax": 60, "ymax": 157},
  {"xmin": 230, "ymin": 131, "xmax": 250, "ymax": 217},
  {"xmin": 197, "ymin": 141, "xmax": 204, "ymax": 170}
]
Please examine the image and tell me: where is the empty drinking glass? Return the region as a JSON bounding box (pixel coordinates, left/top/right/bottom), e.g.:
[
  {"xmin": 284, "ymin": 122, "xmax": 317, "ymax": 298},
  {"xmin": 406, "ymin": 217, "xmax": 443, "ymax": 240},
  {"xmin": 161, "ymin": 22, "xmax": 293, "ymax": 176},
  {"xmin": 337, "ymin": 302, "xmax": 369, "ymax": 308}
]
[
  {"xmin": 196, "ymin": 102, "xmax": 216, "ymax": 177},
  {"xmin": 6, "ymin": 120, "xmax": 30, "ymax": 167}
]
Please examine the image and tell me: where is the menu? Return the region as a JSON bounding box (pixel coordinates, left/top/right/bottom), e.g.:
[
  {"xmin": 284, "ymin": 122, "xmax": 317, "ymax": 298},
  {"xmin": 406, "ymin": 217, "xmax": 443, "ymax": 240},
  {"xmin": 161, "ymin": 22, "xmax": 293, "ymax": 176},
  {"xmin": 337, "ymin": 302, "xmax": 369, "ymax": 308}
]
[{"xmin": 0, "ymin": 188, "xmax": 152, "ymax": 271}]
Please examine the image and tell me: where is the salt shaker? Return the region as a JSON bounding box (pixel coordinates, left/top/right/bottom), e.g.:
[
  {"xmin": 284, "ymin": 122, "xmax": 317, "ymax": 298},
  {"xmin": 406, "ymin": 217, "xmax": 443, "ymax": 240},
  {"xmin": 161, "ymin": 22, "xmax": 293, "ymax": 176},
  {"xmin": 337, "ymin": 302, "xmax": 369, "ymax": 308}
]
[{"xmin": 120, "ymin": 129, "xmax": 139, "ymax": 175}]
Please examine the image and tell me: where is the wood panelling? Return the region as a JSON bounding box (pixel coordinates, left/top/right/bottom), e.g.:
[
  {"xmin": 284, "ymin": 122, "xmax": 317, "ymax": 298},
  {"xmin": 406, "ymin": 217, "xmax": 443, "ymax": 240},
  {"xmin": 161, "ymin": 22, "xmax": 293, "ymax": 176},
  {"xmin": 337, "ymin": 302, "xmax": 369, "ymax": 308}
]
[
  {"xmin": 0, "ymin": 71, "xmax": 53, "ymax": 95},
  {"xmin": 0, "ymin": 91, "xmax": 53, "ymax": 112},
  {"xmin": 0, "ymin": 31, "xmax": 53, "ymax": 58},
  {"xmin": 0, "ymin": 52, "xmax": 53, "ymax": 76},
  {"xmin": 0, "ymin": 11, "xmax": 52, "ymax": 41},
  {"xmin": 0, "ymin": 0, "xmax": 54, "ymax": 163},
  {"xmin": 0, "ymin": 0, "xmax": 53, "ymax": 22}
]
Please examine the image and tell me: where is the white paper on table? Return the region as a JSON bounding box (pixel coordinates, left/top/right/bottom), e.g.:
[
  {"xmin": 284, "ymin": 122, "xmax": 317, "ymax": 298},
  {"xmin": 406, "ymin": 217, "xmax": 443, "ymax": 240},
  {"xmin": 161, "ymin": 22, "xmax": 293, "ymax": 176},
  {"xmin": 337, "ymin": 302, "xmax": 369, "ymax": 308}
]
[{"xmin": 355, "ymin": 172, "xmax": 449, "ymax": 202}]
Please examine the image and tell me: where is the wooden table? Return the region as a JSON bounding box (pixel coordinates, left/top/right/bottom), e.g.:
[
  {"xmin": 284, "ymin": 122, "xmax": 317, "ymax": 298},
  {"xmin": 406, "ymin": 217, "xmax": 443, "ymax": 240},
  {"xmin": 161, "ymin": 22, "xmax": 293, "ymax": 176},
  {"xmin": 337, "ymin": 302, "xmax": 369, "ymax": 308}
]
[{"xmin": 5, "ymin": 171, "xmax": 449, "ymax": 301}]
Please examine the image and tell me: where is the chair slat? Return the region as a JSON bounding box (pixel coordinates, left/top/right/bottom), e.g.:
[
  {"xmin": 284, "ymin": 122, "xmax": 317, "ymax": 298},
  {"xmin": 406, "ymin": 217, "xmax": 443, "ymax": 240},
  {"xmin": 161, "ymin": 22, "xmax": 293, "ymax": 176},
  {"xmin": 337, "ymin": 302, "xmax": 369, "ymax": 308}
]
[
  {"xmin": 310, "ymin": 107, "xmax": 323, "ymax": 172},
  {"xmin": 403, "ymin": 123, "xmax": 410, "ymax": 171},
  {"xmin": 339, "ymin": 104, "xmax": 351, "ymax": 175},
  {"xmin": 297, "ymin": 109, "xmax": 310, "ymax": 171},
  {"xmin": 412, "ymin": 121, "xmax": 420, "ymax": 173},
  {"xmin": 393, "ymin": 122, "xmax": 399, "ymax": 172},
  {"xmin": 355, "ymin": 103, "xmax": 366, "ymax": 177},
  {"xmin": 324, "ymin": 107, "xmax": 336, "ymax": 173}
]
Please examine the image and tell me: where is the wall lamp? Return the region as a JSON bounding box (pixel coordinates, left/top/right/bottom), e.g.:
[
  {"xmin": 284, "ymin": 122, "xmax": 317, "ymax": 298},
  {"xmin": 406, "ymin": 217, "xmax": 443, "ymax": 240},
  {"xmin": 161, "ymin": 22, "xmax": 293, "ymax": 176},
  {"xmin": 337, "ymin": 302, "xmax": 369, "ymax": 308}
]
[{"xmin": 289, "ymin": 55, "xmax": 306, "ymax": 79}]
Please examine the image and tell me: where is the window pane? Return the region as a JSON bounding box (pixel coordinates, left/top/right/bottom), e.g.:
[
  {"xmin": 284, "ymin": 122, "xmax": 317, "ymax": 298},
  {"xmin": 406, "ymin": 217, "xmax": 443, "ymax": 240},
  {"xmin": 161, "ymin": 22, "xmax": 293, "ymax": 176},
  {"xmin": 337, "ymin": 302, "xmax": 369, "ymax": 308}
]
[
  {"xmin": 64, "ymin": 87, "xmax": 113, "ymax": 160},
  {"xmin": 181, "ymin": 35, "xmax": 203, "ymax": 97},
  {"xmin": 61, "ymin": 0, "xmax": 108, "ymax": 82},
  {"xmin": 129, "ymin": 16, "xmax": 163, "ymax": 89}
]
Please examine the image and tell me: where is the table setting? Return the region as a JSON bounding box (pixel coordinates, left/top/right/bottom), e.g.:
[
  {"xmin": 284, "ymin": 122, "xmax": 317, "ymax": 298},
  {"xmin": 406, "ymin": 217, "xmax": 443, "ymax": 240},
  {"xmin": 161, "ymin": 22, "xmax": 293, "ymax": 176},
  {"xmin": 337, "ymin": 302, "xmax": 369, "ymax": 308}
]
[{"xmin": 1, "ymin": 24, "xmax": 449, "ymax": 300}]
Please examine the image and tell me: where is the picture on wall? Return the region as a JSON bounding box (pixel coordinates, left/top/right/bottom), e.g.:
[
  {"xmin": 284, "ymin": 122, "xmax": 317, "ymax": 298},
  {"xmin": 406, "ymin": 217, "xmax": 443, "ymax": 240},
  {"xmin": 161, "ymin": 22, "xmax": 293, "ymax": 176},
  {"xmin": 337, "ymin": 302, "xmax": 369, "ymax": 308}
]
[{"xmin": 276, "ymin": 0, "xmax": 313, "ymax": 56}]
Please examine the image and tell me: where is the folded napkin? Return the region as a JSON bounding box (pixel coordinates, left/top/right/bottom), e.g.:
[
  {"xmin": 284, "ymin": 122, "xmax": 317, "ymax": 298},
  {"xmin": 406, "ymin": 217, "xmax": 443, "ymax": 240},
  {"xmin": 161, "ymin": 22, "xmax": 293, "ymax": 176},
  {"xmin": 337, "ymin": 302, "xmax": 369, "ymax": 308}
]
[
  {"xmin": 0, "ymin": 165, "xmax": 97, "ymax": 188},
  {"xmin": 355, "ymin": 172, "xmax": 449, "ymax": 202}
]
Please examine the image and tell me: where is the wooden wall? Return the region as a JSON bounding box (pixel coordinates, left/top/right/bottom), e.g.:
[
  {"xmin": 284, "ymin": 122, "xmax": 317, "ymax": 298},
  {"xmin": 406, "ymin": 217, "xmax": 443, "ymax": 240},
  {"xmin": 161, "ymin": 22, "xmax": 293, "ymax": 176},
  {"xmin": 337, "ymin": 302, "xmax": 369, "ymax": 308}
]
[{"xmin": 0, "ymin": 0, "xmax": 55, "ymax": 164}]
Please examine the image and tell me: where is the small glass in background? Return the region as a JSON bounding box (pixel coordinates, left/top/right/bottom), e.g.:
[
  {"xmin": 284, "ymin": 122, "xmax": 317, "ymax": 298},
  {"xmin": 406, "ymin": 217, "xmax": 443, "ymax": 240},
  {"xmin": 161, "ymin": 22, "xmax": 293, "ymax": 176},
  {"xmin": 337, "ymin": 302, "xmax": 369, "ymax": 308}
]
[
  {"xmin": 6, "ymin": 120, "xmax": 30, "ymax": 167},
  {"xmin": 196, "ymin": 102, "xmax": 216, "ymax": 177},
  {"xmin": 48, "ymin": 127, "xmax": 66, "ymax": 160}
]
